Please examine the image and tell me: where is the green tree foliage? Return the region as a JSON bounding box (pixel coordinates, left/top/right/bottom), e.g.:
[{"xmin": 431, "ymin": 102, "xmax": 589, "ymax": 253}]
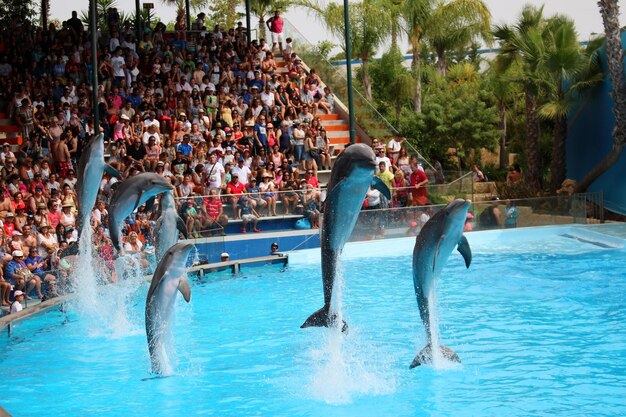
[
  {"xmin": 393, "ymin": 64, "xmax": 499, "ymax": 166},
  {"xmin": 296, "ymin": 0, "xmax": 390, "ymax": 100},
  {"xmin": 368, "ymin": 47, "xmax": 415, "ymax": 122}
]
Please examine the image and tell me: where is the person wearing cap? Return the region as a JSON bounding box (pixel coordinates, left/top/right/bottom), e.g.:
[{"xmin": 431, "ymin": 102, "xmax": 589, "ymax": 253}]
[
  {"xmin": 230, "ymin": 156, "xmax": 251, "ymax": 186},
  {"xmin": 220, "ymin": 252, "xmax": 230, "ymax": 262},
  {"xmin": 10, "ymin": 290, "xmax": 25, "ymax": 313},
  {"xmin": 60, "ymin": 201, "xmax": 76, "ymax": 228},
  {"xmin": 270, "ymin": 242, "xmax": 280, "ymax": 255},
  {"xmin": 5, "ymin": 249, "xmax": 44, "ymax": 299},
  {"xmin": 3, "ymin": 211, "xmax": 16, "ymax": 237},
  {"xmin": 226, "ymin": 171, "xmax": 247, "ymax": 218},
  {"xmin": 0, "ymin": 143, "xmax": 16, "ymax": 165},
  {"xmin": 238, "ymin": 195, "xmax": 261, "ymax": 233},
  {"xmin": 25, "ymin": 246, "xmax": 57, "ymax": 299}
]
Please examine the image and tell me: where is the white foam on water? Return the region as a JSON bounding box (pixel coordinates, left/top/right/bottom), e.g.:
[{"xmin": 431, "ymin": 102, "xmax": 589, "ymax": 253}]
[
  {"xmin": 70, "ymin": 226, "xmax": 145, "ymax": 339},
  {"xmin": 308, "ymin": 264, "xmax": 397, "ymax": 404}
]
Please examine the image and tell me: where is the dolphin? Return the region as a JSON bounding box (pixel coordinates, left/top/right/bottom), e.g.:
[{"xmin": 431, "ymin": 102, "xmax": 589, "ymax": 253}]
[
  {"xmin": 107, "ymin": 173, "xmax": 174, "ymax": 251},
  {"xmin": 155, "ymin": 191, "xmax": 189, "ymax": 261},
  {"xmin": 410, "ymin": 199, "xmax": 472, "ymax": 368},
  {"xmin": 145, "ymin": 241, "xmax": 194, "ymax": 375},
  {"xmin": 75, "ymin": 133, "xmax": 121, "ymax": 230},
  {"xmin": 301, "ymin": 143, "xmax": 391, "ymax": 331}
]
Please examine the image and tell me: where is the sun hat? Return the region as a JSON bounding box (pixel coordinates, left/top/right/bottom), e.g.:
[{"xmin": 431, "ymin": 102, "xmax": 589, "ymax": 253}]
[
  {"xmin": 120, "ymin": 114, "xmax": 130, "ymax": 121},
  {"xmin": 13, "ymin": 290, "xmax": 24, "ymax": 297},
  {"xmin": 12, "ymin": 250, "xmax": 23, "ymax": 257}
]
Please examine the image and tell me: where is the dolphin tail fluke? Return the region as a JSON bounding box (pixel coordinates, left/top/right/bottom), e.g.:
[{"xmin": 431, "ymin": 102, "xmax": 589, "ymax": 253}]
[
  {"xmin": 301, "ymin": 307, "xmax": 329, "ymax": 329},
  {"xmin": 409, "ymin": 344, "xmax": 460, "ymax": 369},
  {"xmin": 301, "ymin": 307, "xmax": 349, "ymax": 333}
]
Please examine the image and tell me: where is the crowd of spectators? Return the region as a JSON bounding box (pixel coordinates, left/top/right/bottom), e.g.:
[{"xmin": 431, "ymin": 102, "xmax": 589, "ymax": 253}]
[{"xmin": 0, "ymin": 8, "xmax": 434, "ymax": 305}]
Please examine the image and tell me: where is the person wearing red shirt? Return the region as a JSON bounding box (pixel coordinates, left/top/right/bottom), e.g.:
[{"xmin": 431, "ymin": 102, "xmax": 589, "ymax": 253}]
[
  {"xmin": 266, "ymin": 10, "xmax": 285, "ymax": 53},
  {"xmin": 410, "ymin": 164, "xmax": 429, "ymax": 206},
  {"xmin": 3, "ymin": 213, "xmax": 15, "ymax": 237},
  {"xmin": 47, "ymin": 201, "xmax": 62, "ymax": 228},
  {"xmin": 226, "ymin": 174, "xmax": 247, "ymax": 218},
  {"xmin": 202, "ymin": 188, "xmax": 229, "ymax": 236}
]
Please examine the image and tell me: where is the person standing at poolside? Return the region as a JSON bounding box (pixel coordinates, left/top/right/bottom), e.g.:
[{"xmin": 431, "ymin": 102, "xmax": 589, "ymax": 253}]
[{"xmin": 266, "ymin": 10, "xmax": 285, "ymax": 54}]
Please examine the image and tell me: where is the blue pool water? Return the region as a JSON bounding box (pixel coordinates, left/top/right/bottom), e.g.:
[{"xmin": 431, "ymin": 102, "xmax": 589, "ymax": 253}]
[{"xmin": 1, "ymin": 225, "xmax": 626, "ymax": 416}]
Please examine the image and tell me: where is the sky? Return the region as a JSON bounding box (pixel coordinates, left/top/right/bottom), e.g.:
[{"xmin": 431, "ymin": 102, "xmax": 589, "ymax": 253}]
[{"xmin": 50, "ymin": 0, "xmax": 626, "ymax": 51}]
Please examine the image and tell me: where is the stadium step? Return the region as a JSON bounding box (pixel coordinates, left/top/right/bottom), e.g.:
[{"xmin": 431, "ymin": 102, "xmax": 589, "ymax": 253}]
[{"xmin": 317, "ymin": 113, "xmax": 341, "ymax": 121}]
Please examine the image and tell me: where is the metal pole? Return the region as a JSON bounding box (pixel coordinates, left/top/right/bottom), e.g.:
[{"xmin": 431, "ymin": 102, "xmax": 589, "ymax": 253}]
[
  {"xmin": 41, "ymin": 0, "xmax": 48, "ymax": 30},
  {"xmin": 245, "ymin": 0, "xmax": 252, "ymax": 45},
  {"xmin": 135, "ymin": 0, "xmax": 142, "ymax": 40},
  {"xmin": 185, "ymin": 0, "xmax": 191, "ymax": 31},
  {"xmin": 343, "ymin": 0, "xmax": 356, "ymax": 144},
  {"xmin": 90, "ymin": 0, "xmax": 100, "ymax": 131}
]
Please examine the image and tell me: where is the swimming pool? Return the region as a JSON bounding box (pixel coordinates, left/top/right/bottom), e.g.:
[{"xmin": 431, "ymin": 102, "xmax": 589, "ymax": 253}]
[{"xmin": 1, "ymin": 224, "xmax": 625, "ymax": 416}]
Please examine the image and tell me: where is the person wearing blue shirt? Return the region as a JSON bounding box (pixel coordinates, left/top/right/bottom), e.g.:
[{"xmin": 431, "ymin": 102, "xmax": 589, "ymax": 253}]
[
  {"xmin": 127, "ymin": 92, "xmax": 142, "ymax": 109},
  {"xmin": 254, "ymin": 117, "xmax": 268, "ymax": 154},
  {"xmin": 242, "ymin": 86, "xmax": 253, "ymax": 105},
  {"xmin": 248, "ymin": 71, "xmax": 265, "ymax": 91},
  {"xmin": 176, "ymin": 135, "xmax": 193, "ymax": 161}
]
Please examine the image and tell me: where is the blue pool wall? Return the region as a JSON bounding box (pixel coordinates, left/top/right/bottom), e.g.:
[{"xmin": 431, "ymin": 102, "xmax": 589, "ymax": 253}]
[{"xmin": 567, "ymin": 31, "xmax": 626, "ymax": 215}]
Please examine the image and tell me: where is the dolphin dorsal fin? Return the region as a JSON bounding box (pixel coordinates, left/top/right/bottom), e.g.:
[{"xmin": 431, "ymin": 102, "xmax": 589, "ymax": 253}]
[
  {"xmin": 372, "ymin": 177, "xmax": 392, "ymax": 200},
  {"xmin": 178, "ymin": 276, "xmax": 191, "ymax": 302},
  {"xmin": 433, "ymin": 234, "xmax": 445, "ymax": 272},
  {"xmin": 457, "ymin": 235, "xmax": 472, "ymax": 268},
  {"xmin": 104, "ymin": 164, "xmax": 122, "ymax": 179},
  {"xmin": 177, "ymin": 216, "xmax": 189, "ymax": 239}
]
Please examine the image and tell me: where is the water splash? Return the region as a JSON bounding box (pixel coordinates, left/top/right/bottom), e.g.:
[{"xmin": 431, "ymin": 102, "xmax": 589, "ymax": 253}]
[
  {"xmin": 423, "ymin": 285, "xmax": 461, "ymax": 371},
  {"xmin": 308, "ymin": 263, "xmax": 396, "ymax": 403},
  {"xmin": 69, "ymin": 227, "xmax": 145, "ymax": 338}
]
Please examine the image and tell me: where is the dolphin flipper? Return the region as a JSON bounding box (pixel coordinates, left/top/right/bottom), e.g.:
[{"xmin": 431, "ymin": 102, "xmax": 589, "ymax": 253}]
[
  {"xmin": 457, "ymin": 235, "xmax": 472, "ymax": 268},
  {"xmin": 178, "ymin": 276, "xmax": 191, "ymax": 302},
  {"xmin": 372, "ymin": 176, "xmax": 392, "ymax": 200},
  {"xmin": 410, "ymin": 344, "xmax": 460, "ymax": 369},
  {"xmin": 104, "ymin": 164, "xmax": 122, "ymax": 179},
  {"xmin": 433, "ymin": 235, "xmax": 445, "ymax": 272},
  {"xmin": 177, "ymin": 216, "xmax": 189, "ymax": 239}
]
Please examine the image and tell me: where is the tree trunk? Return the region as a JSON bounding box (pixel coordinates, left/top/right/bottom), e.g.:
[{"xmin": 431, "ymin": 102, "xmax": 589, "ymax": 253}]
[
  {"xmin": 576, "ymin": 0, "xmax": 626, "ymax": 192},
  {"xmin": 411, "ymin": 45, "xmax": 422, "ymax": 113},
  {"xmin": 436, "ymin": 48, "xmax": 446, "ymax": 76},
  {"xmin": 525, "ymin": 90, "xmax": 541, "ymax": 191},
  {"xmin": 258, "ymin": 17, "xmax": 266, "ymax": 41},
  {"xmin": 498, "ymin": 103, "xmax": 507, "ymax": 169},
  {"xmin": 550, "ymin": 116, "xmax": 567, "ymax": 193},
  {"xmin": 361, "ymin": 56, "xmax": 372, "ymax": 101}
]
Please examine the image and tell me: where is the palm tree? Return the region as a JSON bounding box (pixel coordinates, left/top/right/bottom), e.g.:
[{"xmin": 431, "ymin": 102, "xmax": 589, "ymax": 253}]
[
  {"xmin": 296, "ymin": 0, "xmax": 390, "ymax": 100},
  {"xmin": 537, "ymin": 17, "xmax": 604, "ymax": 193},
  {"xmin": 493, "ymin": 5, "xmax": 546, "ymax": 191},
  {"xmin": 424, "ymin": 0, "xmax": 492, "ymax": 76},
  {"xmin": 575, "ymin": 0, "xmax": 626, "ymax": 193},
  {"xmin": 402, "ymin": 0, "xmax": 433, "ymax": 112}
]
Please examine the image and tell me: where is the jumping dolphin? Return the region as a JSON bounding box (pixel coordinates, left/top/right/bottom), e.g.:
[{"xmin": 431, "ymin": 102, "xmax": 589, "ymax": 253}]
[
  {"xmin": 75, "ymin": 133, "xmax": 121, "ymax": 229},
  {"xmin": 145, "ymin": 242, "xmax": 194, "ymax": 375},
  {"xmin": 108, "ymin": 173, "xmax": 174, "ymax": 251},
  {"xmin": 155, "ymin": 191, "xmax": 188, "ymax": 261},
  {"xmin": 301, "ymin": 143, "xmax": 391, "ymax": 331},
  {"xmin": 410, "ymin": 199, "xmax": 472, "ymax": 368}
]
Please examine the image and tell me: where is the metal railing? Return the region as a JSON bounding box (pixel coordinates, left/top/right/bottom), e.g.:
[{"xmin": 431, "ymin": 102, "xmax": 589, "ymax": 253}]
[{"xmin": 278, "ymin": 18, "xmax": 434, "ymax": 169}]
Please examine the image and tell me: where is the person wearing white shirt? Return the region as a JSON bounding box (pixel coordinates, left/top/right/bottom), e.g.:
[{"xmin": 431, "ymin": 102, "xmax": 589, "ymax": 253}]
[
  {"xmin": 231, "ymin": 158, "xmax": 252, "ymax": 186},
  {"xmin": 203, "ymin": 153, "xmax": 225, "ymax": 189}
]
